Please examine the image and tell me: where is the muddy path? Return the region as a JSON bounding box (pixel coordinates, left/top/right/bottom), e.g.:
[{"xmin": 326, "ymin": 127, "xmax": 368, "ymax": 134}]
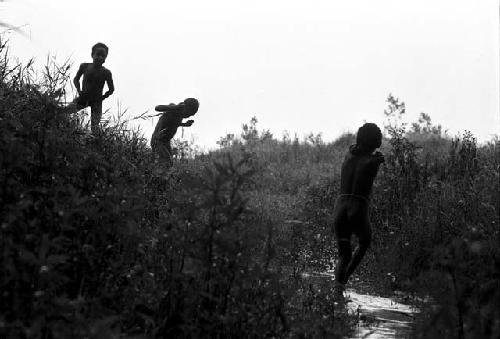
[
  {"xmin": 303, "ymin": 271, "xmax": 418, "ymax": 338},
  {"xmin": 345, "ymin": 288, "xmax": 417, "ymax": 338}
]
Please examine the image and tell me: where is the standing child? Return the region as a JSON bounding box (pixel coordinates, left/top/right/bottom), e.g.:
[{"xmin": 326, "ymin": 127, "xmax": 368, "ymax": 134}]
[
  {"xmin": 67, "ymin": 42, "xmax": 114, "ymax": 133},
  {"xmin": 151, "ymin": 98, "xmax": 199, "ymax": 166},
  {"xmin": 332, "ymin": 123, "xmax": 384, "ymax": 292}
]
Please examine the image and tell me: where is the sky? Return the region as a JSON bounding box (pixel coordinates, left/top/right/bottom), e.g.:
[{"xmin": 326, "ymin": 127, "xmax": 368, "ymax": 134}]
[{"xmin": 1, "ymin": 0, "xmax": 499, "ymax": 149}]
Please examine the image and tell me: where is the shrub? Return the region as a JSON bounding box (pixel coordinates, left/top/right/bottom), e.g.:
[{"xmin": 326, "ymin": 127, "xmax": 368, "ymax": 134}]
[{"xmin": 0, "ymin": 42, "xmax": 355, "ymax": 338}]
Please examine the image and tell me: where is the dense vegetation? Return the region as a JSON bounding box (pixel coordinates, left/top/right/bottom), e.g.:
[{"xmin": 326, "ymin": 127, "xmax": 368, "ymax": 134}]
[
  {"xmin": 1, "ymin": 42, "xmax": 499, "ymax": 338},
  {"xmin": 0, "ymin": 42, "xmax": 355, "ymax": 338}
]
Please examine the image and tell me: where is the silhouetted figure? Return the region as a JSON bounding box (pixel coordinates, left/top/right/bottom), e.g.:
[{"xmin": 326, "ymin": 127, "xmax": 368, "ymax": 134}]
[
  {"xmin": 65, "ymin": 42, "xmax": 114, "ymax": 133},
  {"xmin": 151, "ymin": 98, "xmax": 199, "ymax": 165},
  {"xmin": 333, "ymin": 123, "xmax": 384, "ymax": 289}
]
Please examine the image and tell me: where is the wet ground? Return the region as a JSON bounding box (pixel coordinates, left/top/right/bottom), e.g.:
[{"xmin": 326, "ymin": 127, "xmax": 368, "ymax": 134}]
[
  {"xmin": 302, "ymin": 271, "xmax": 418, "ymax": 339},
  {"xmin": 345, "ymin": 289, "xmax": 417, "ymax": 339}
]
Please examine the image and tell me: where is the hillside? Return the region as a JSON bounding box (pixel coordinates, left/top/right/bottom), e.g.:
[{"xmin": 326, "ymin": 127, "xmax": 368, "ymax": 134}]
[{"xmin": 1, "ymin": 43, "xmax": 499, "ymax": 339}]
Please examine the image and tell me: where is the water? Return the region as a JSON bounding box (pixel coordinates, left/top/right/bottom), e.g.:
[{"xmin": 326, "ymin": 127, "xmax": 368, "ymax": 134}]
[
  {"xmin": 301, "ymin": 271, "xmax": 418, "ymax": 339},
  {"xmin": 345, "ymin": 289, "xmax": 417, "ymax": 339}
]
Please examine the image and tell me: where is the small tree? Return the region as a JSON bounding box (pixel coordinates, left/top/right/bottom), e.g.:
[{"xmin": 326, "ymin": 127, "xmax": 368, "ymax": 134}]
[
  {"xmin": 241, "ymin": 116, "xmax": 259, "ymax": 143},
  {"xmin": 383, "ymin": 93, "xmax": 406, "ymax": 135}
]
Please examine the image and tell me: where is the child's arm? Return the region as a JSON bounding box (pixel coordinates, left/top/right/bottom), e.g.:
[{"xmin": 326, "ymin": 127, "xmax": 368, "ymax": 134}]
[
  {"xmin": 365, "ymin": 153, "xmax": 385, "ymax": 182},
  {"xmin": 181, "ymin": 120, "xmax": 194, "ymax": 127},
  {"xmin": 373, "ymin": 151, "xmax": 385, "ymax": 164},
  {"xmin": 102, "ymin": 70, "xmax": 114, "ymax": 100},
  {"xmin": 73, "ymin": 63, "xmax": 85, "ymax": 96},
  {"xmin": 155, "ymin": 103, "xmax": 177, "ymax": 112}
]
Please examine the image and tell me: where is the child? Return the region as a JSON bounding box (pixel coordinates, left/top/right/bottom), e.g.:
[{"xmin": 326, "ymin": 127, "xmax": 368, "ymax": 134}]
[
  {"xmin": 67, "ymin": 42, "xmax": 114, "ymax": 133},
  {"xmin": 151, "ymin": 98, "xmax": 199, "ymax": 165},
  {"xmin": 332, "ymin": 123, "xmax": 384, "ymax": 291}
]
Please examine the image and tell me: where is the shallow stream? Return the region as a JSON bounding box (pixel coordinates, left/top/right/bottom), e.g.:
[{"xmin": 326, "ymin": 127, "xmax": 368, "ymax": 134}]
[
  {"xmin": 345, "ymin": 288, "xmax": 417, "ymax": 338},
  {"xmin": 302, "ymin": 271, "xmax": 418, "ymax": 338}
]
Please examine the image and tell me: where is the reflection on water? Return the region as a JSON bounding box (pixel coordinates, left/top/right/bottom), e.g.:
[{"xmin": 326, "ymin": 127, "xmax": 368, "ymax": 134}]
[
  {"xmin": 301, "ymin": 271, "xmax": 418, "ymax": 339},
  {"xmin": 346, "ymin": 289, "xmax": 417, "ymax": 339}
]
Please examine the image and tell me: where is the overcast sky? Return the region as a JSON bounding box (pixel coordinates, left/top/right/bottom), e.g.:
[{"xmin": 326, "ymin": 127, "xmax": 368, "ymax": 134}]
[{"xmin": 2, "ymin": 0, "xmax": 499, "ymax": 148}]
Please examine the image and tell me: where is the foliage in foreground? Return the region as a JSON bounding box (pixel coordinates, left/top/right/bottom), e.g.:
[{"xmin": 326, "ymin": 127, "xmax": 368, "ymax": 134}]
[
  {"xmin": 297, "ymin": 95, "xmax": 500, "ymax": 338},
  {"xmin": 0, "ymin": 42, "xmax": 354, "ymax": 338},
  {"xmin": 379, "ymin": 129, "xmax": 499, "ymax": 339},
  {"xmin": 377, "ymin": 96, "xmax": 499, "ymax": 339},
  {"xmin": 207, "ymin": 100, "xmax": 500, "ymax": 338},
  {"xmin": 1, "ymin": 42, "xmax": 499, "ymax": 339}
]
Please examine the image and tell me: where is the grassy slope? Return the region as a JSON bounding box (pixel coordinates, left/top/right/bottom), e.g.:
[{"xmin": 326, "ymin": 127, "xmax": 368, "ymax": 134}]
[
  {"xmin": 1, "ymin": 44, "xmax": 499, "ymax": 338},
  {"xmin": 0, "ymin": 49, "xmax": 356, "ymax": 338}
]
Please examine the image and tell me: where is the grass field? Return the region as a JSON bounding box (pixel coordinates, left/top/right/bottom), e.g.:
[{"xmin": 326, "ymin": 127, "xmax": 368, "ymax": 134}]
[{"xmin": 1, "ymin": 41, "xmax": 499, "ymax": 338}]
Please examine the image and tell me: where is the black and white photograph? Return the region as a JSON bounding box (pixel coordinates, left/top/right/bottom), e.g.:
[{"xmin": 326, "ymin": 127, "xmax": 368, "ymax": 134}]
[{"xmin": 1, "ymin": 0, "xmax": 499, "ymax": 338}]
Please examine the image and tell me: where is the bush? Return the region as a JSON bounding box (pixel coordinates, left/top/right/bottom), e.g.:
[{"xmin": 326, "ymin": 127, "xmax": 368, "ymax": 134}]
[
  {"xmin": 0, "ymin": 42, "xmax": 355, "ymax": 338},
  {"xmin": 371, "ymin": 126, "xmax": 499, "ymax": 338}
]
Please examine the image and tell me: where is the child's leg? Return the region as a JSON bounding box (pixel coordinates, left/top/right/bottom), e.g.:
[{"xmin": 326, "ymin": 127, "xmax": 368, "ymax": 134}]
[
  {"xmin": 90, "ymin": 101, "xmax": 103, "ymax": 134},
  {"xmin": 333, "ymin": 201, "xmax": 352, "ymax": 285},
  {"xmin": 165, "ymin": 142, "xmax": 173, "ymax": 167},
  {"xmin": 151, "ymin": 136, "xmax": 160, "ymax": 154},
  {"xmin": 157, "ymin": 140, "xmax": 174, "ymax": 167},
  {"xmin": 335, "ymin": 238, "xmax": 352, "ymax": 285},
  {"xmin": 344, "ymin": 222, "xmax": 372, "ymax": 281}
]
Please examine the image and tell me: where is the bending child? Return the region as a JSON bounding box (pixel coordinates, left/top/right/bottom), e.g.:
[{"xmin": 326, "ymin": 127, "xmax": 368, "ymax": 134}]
[
  {"xmin": 66, "ymin": 42, "xmax": 114, "ymax": 133},
  {"xmin": 151, "ymin": 98, "xmax": 199, "ymax": 166},
  {"xmin": 333, "ymin": 123, "xmax": 384, "ymax": 290}
]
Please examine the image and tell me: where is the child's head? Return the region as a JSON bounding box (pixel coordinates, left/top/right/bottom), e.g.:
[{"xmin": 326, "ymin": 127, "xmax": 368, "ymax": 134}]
[
  {"xmin": 356, "ymin": 123, "xmax": 382, "ymax": 152},
  {"xmin": 182, "ymin": 98, "xmax": 199, "ymax": 117},
  {"xmin": 91, "ymin": 42, "xmax": 109, "ymax": 65}
]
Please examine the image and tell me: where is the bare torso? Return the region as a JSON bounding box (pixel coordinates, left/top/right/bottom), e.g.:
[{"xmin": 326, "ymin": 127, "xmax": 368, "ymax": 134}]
[
  {"xmin": 339, "ymin": 151, "xmax": 384, "ymax": 201},
  {"xmin": 79, "ymin": 63, "xmax": 112, "ymax": 104},
  {"xmin": 153, "ymin": 113, "xmax": 183, "ymax": 141}
]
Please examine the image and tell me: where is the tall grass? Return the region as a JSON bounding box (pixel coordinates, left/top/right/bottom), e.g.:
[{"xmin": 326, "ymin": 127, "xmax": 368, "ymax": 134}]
[
  {"xmin": 0, "ymin": 41, "xmax": 356, "ymax": 338},
  {"xmin": 225, "ymin": 111, "xmax": 500, "ymax": 338},
  {"xmin": 1, "ymin": 39, "xmax": 498, "ymax": 338}
]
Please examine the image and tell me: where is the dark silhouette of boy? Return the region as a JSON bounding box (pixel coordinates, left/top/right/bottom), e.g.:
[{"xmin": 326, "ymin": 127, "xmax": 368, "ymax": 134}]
[
  {"xmin": 151, "ymin": 98, "xmax": 199, "ymax": 165},
  {"xmin": 66, "ymin": 42, "xmax": 114, "ymax": 133},
  {"xmin": 333, "ymin": 123, "xmax": 384, "ymax": 291}
]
